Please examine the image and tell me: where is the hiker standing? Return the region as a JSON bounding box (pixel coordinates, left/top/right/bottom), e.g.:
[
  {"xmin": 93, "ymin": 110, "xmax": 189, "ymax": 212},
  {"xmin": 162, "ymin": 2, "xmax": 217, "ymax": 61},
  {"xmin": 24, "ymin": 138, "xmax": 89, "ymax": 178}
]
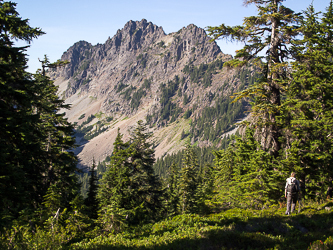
[{"xmin": 285, "ymin": 172, "xmax": 300, "ymax": 215}]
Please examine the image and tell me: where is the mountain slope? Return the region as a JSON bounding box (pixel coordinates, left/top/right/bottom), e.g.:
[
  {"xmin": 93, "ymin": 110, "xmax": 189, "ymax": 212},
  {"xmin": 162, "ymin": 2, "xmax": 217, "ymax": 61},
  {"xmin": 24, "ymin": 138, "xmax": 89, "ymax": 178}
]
[{"xmin": 49, "ymin": 19, "xmax": 255, "ymax": 168}]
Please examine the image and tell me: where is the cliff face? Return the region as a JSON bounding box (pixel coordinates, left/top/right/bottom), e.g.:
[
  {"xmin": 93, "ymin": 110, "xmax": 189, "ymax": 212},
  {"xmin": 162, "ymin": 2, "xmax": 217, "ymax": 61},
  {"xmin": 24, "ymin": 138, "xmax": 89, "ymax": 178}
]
[{"xmin": 49, "ymin": 19, "xmax": 248, "ymax": 168}]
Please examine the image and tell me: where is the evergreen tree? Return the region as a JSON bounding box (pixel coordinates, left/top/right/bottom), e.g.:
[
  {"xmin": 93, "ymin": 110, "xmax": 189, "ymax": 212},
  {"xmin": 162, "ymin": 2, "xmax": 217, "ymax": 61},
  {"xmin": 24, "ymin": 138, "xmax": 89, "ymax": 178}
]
[
  {"xmin": 0, "ymin": 1, "xmax": 78, "ymax": 226},
  {"xmin": 207, "ymin": 0, "xmax": 302, "ymax": 157},
  {"xmin": 196, "ymin": 163, "xmax": 214, "ymax": 214},
  {"xmin": 164, "ymin": 162, "xmax": 180, "ymax": 217},
  {"xmin": 0, "ymin": 2, "xmax": 80, "ymax": 232},
  {"xmin": 213, "ymin": 128, "xmax": 283, "ymax": 208},
  {"xmin": 97, "ymin": 128, "xmax": 132, "ymax": 231},
  {"xmin": 33, "ymin": 58, "xmax": 79, "ymax": 208},
  {"xmin": 0, "ymin": 0, "xmax": 44, "ymax": 223},
  {"xmin": 98, "ymin": 122, "xmax": 162, "ymax": 227},
  {"xmin": 283, "ymin": 3, "xmax": 333, "ymax": 199},
  {"xmin": 210, "ymin": 1, "xmax": 333, "ymax": 206},
  {"xmin": 42, "ymin": 184, "xmax": 63, "ymax": 218},
  {"xmin": 127, "ymin": 120, "xmax": 163, "ymax": 223},
  {"xmin": 41, "ymin": 186, "xmax": 91, "ymax": 244},
  {"xmin": 85, "ymin": 159, "xmax": 99, "ymax": 219},
  {"xmin": 179, "ymin": 141, "xmax": 199, "ymax": 214}
]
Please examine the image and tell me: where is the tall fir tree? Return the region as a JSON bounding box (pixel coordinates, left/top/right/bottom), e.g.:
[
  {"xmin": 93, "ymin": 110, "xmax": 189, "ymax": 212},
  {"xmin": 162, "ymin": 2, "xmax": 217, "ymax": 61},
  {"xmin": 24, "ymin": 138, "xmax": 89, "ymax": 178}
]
[
  {"xmin": 97, "ymin": 128, "xmax": 132, "ymax": 231},
  {"xmin": 34, "ymin": 56, "xmax": 78, "ymax": 208},
  {"xmin": 179, "ymin": 141, "xmax": 199, "ymax": 214},
  {"xmin": 85, "ymin": 159, "xmax": 99, "ymax": 219},
  {"xmin": 0, "ymin": 1, "xmax": 78, "ymax": 226},
  {"xmin": 213, "ymin": 128, "xmax": 283, "ymax": 208},
  {"xmin": 196, "ymin": 163, "xmax": 214, "ymax": 214},
  {"xmin": 206, "ymin": 0, "xmax": 308, "ymax": 208},
  {"xmin": 283, "ymin": 3, "xmax": 333, "ymax": 199},
  {"xmin": 0, "ymin": 0, "xmax": 44, "ymax": 223},
  {"xmin": 98, "ymin": 121, "xmax": 162, "ymax": 227},
  {"xmin": 127, "ymin": 120, "xmax": 163, "ymax": 223},
  {"xmin": 164, "ymin": 162, "xmax": 180, "ymax": 217},
  {"xmin": 207, "ymin": 0, "xmax": 302, "ymax": 157}
]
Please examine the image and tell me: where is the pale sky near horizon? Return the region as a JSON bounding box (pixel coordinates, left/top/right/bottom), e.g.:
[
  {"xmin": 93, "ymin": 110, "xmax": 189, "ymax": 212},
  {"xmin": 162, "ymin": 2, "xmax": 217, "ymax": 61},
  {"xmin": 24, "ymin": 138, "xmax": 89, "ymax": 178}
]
[{"xmin": 13, "ymin": 0, "xmax": 330, "ymax": 73}]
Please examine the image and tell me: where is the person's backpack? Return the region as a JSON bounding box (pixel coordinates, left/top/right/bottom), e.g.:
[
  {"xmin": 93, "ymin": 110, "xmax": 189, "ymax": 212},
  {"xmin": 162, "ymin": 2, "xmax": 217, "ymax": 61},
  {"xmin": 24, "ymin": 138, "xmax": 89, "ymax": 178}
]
[{"xmin": 287, "ymin": 178, "xmax": 298, "ymax": 194}]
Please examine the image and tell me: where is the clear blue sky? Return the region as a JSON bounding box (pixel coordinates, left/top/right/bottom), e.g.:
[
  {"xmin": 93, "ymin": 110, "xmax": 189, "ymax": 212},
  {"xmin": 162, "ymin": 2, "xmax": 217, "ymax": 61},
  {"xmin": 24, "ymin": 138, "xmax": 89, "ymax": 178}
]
[{"xmin": 13, "ymin": 0, "xmax": 330, "ymax": 73}]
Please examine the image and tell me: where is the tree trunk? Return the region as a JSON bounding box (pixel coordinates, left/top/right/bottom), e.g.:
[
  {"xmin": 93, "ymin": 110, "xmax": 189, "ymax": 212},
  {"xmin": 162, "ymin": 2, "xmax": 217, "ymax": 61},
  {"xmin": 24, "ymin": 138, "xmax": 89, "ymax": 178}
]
[{"xmin": 264, "ymin": 0, "xmax": 281, "ymax": 158}]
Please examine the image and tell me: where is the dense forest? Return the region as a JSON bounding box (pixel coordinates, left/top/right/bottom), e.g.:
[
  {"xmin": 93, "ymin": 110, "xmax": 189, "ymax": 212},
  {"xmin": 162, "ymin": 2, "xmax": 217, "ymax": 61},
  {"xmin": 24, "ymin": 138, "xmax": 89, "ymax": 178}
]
[{"xmin": 1, "ymin": 0, "xmax": 333, "ymax": 249}]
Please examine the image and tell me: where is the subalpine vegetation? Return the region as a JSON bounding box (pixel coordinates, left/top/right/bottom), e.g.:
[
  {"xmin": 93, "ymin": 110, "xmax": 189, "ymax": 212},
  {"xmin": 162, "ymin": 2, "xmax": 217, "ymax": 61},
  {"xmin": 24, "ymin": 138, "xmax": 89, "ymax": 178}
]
[{"xmin": 1, "ymin": 0, "xmax": 333, "ymax": 249}]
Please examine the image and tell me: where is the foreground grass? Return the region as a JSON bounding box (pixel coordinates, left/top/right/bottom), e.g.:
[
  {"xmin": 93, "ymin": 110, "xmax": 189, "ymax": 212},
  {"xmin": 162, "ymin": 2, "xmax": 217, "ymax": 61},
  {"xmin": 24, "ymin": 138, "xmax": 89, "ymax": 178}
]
[{"xmin": 72, "ymin": 201, "xmax": 333, "ymax": 250}]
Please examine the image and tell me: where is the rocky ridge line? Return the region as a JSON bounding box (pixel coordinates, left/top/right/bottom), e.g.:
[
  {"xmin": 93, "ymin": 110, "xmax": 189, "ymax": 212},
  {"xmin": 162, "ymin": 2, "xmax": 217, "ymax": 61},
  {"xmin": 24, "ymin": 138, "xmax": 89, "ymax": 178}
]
[{"xmin": 49, "ymin": 19, "xmax": 246, "ymax": 168}]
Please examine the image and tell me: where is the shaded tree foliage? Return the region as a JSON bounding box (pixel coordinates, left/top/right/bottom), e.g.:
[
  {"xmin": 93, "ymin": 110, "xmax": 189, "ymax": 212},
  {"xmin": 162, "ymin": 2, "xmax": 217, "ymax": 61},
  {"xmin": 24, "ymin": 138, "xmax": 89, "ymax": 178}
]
[
  {"xmin": 282, "ymin": 3, "xmax": 333, "ymax": 199},
  {"xmin": 0, "ymin": 1, "xmax": 78, "ymax": 227}
]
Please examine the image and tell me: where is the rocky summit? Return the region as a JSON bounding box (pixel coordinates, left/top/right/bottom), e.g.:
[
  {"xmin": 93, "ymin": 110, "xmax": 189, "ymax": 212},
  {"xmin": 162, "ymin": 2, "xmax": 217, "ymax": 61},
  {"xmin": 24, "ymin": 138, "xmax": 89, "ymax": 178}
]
[{"xmin": 49, "ymin": 19, "xmax": 253, "ymax": 168}]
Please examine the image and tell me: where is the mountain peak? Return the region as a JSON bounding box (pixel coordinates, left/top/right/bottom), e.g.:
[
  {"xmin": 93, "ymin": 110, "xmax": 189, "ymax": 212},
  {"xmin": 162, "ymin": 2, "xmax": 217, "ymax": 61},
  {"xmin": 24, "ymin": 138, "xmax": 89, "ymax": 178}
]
[
  {"xmin": 49, "ymin": 20, "xmax": 243, "ymax": 168},
  {"xmin": 122, "ymin": 19, "xmax": 165, "ymax": 36}
]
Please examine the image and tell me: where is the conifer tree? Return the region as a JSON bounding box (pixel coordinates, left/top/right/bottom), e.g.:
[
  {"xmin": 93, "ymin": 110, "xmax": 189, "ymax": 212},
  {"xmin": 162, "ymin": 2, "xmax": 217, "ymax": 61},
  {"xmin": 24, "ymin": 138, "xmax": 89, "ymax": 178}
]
[
  {"xmin": 164, "ymin": 162, "xmax": 180, "ymax": 217},
  {"xmin": 196, "ymin": 163, "xmax": 214, "ymax": 214},
  {"xmin": 0, "ymin": 1, "xmax": 78, "ymax": 226},
  {"xmin": 98, "ymin": 122, "xmax": 162, "ymax": 226},
  {"xmin": 97, "ymin": 128, "xmax": 132, "ymax": 230},
  {"xmin": 127, "ymin": 120, "xmax": 163, "ymax": 223},
  {"xmin": 179, "ymin": 141, "xmax": 199, "ymax": 214},
  {"xmin": 0, "ymin": 1, "xmax": 44, "ymax": 223},
  {"xmin": 207, "ymin": 0, "xmax": 302, "ymax": 157},
  {"xmin": 42, "ymin": 184, "xmax": 63, "ymax": 217},
  {"xmin": 213, "ymin": 128, "xmax": 283, "ymax": 208},
  {"xmin": 283, "ymin": 3, "xmax": 333, "ymax": 199},
  {"xmin": 85, "ymin": 159, "xmax": 99, "ymax": 219},
  {"xmin": 33, "ymin": 59, "xmax": 79, "ymax": 207}
]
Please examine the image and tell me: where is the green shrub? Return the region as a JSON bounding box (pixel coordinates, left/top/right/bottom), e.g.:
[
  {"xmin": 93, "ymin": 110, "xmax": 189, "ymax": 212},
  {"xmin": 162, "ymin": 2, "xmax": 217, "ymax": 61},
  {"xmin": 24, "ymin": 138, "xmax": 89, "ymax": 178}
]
[{"xmin": 106, "ymin": 116, "xmax": 113, "ymax": 122}]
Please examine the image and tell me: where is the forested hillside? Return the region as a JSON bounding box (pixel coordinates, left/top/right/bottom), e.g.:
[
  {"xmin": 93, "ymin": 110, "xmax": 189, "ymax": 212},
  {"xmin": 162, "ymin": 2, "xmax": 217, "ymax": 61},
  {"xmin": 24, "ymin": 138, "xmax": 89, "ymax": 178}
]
[{"xmin": 1, "ymin": 0, "xmax": 333, "ymax": 249}]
